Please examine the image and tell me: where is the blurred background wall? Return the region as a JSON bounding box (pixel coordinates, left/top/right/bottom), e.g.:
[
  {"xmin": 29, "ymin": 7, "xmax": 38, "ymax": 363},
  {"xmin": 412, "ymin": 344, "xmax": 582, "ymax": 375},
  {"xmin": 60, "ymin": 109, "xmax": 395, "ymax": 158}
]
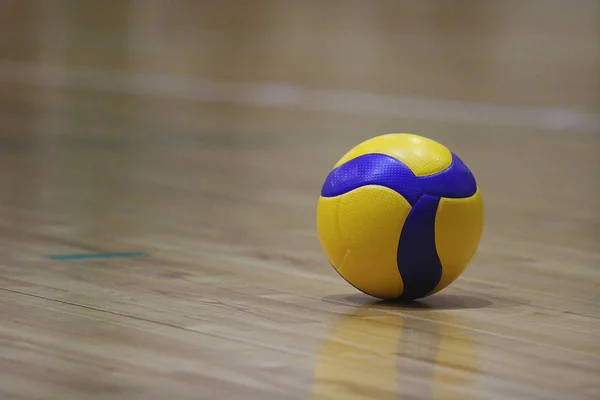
[{"xmin": 2, "ymin": 0, "xmax": 598, "ymax": 111}]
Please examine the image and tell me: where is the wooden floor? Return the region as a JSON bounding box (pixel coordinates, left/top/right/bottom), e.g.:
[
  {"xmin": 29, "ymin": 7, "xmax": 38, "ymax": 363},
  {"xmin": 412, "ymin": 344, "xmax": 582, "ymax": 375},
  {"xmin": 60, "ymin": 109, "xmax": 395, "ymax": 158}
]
[{"xmin": 1, "ymin": 1, "xmax": 599, "ymax": 399}]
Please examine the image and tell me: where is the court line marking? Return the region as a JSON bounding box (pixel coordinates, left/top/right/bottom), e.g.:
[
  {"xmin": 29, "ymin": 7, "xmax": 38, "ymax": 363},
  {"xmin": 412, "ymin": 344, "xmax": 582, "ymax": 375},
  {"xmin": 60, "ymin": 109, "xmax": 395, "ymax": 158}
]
[
  {"xmin": 0, "ymin": 59, "xmax": 598, "ymax": 133},
  {"xmin": 48, "ymin": 252, "xmax": 150, "ymax": 260}
]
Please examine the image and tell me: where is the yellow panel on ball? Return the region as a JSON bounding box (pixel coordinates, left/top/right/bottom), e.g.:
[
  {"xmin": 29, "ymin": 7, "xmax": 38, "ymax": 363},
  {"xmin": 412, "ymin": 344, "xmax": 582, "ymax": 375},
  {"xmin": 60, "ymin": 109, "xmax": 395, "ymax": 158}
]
[
  {"xmin": 333, "ymin": 133, "xmax": 453, "ymax": 176},
  {"xmin": 430, "ymin": 188, "xmax": 484, "ymax": 296},
  {"xmin": 317, "ymin": 185, "xmax": 412, "ymax": 299}
]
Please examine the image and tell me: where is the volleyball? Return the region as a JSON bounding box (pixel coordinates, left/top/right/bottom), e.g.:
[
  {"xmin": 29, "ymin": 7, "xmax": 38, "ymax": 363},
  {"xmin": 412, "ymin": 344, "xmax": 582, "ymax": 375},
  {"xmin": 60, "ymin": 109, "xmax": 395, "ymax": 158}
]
[{"xmin": 317, "ymin": 133, "xmax": 484, "ymax": 301}]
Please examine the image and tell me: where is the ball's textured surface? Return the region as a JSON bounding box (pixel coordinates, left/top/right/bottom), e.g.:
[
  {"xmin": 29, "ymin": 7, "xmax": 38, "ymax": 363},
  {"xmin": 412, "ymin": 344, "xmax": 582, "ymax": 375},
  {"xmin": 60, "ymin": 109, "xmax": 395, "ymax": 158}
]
[{"xmin": 317, "ymin": 133, "xmax": 484, "ymax": 300}]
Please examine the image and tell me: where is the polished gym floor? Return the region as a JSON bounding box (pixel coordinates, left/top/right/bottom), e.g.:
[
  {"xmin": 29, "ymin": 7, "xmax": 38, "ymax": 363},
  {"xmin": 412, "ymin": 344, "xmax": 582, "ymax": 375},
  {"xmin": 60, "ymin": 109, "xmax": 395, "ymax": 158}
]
[{"xmin": 0, "ymin": 1, "xmax": 599, "ymax": 399}]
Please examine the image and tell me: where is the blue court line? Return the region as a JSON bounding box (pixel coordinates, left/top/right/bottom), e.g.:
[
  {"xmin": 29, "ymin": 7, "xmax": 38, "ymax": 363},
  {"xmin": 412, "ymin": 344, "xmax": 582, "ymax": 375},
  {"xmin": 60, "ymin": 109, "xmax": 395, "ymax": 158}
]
[{"xmin": 48, "ymin": 252, "xmax": 150, "ymax": 260}]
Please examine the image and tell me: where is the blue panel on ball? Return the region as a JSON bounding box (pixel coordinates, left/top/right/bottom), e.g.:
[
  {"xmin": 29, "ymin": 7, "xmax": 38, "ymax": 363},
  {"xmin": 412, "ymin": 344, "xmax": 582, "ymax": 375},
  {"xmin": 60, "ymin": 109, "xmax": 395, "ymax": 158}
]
[
  {"xmin": 396, "ymin": 194, "xmax": 442, "ymax": 301},
  {"xmin": 321, "ymin": 152, "xmax": 475, "ymax": 204},
  {"xmin": 320, "ymin": 153, "xmax": 422, "ymax": 205},
  {"xmin": 418, "ymin": 153, "xmax": 477, "ymax": 198}
]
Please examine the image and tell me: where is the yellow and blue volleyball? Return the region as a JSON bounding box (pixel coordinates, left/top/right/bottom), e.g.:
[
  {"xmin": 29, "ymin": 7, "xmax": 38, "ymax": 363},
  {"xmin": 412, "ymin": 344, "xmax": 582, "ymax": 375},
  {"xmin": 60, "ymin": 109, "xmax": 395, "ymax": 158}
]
[{"xmin": 317, "ymin": 133, "xmax": 484, "ymax": 301}]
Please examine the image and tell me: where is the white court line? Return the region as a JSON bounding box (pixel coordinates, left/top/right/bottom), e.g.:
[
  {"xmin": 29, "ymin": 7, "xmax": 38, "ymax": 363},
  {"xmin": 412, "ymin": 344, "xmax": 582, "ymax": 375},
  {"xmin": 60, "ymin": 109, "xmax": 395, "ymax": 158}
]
[{"xmin": 0, "ymin": 59, "xmax": 598, "ymax": 133}]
